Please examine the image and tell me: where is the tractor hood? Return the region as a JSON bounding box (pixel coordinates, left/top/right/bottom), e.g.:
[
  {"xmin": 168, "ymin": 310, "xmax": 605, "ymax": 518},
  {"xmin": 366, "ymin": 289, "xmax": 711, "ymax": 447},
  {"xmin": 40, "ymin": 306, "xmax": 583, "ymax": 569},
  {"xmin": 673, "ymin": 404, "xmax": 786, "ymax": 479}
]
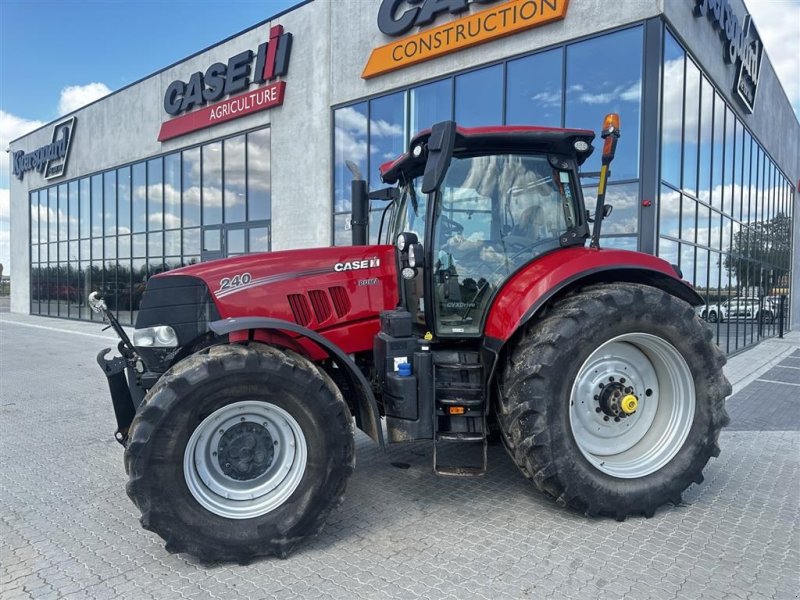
[{"xmin": 140, "ymin": 245, "xmax": 399, "ymax": 346}]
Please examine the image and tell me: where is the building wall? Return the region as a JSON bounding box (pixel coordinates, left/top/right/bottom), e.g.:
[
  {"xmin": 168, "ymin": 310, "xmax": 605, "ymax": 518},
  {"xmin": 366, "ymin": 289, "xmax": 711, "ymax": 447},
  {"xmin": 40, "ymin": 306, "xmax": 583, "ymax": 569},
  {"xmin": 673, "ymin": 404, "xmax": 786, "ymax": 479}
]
[{"xmin": 9, "ymin": 0, "xmax": 798, "ymax": 328}]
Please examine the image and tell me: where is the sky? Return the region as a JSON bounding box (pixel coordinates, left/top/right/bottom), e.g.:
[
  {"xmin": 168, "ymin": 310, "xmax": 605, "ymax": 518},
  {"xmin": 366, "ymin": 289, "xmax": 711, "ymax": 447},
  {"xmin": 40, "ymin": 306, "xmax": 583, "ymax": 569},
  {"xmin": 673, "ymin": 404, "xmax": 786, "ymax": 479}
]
[{"xmin": 0, "ymin": 0, "xmax": 798, "ymax": 279}]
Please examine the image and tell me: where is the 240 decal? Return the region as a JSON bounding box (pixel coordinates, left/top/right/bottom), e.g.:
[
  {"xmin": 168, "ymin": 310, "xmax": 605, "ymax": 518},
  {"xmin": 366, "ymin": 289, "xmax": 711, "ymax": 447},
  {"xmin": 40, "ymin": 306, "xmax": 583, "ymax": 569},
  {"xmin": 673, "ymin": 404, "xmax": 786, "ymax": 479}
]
[{"xmin": 218, "ymin": 272, "xmax": 252, "ymax": 292}]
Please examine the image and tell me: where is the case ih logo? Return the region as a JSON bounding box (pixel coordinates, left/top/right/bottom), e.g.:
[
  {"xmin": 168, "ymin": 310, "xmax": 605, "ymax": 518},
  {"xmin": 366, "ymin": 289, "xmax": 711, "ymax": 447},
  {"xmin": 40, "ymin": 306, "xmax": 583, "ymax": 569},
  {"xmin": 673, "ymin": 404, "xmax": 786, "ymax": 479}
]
[
  {"xmin": 158, "ymin": 25, "xmax": 293, "ymax": 141},
  {"xmin": 693, "ymin": 0, "xmax": 763, "ymax": 113},
  {"xmin": 12, "ymin": 117, "xmax": 76, "ymax": 181}
]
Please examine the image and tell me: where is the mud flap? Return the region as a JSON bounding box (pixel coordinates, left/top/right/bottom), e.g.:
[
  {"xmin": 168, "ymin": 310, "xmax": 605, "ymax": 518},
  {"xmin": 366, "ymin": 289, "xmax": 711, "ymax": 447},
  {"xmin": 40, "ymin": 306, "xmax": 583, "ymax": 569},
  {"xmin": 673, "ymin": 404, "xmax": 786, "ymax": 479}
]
[{"xmin": 97, "ymin": 348, "xmax": 136, "ymax": 445}]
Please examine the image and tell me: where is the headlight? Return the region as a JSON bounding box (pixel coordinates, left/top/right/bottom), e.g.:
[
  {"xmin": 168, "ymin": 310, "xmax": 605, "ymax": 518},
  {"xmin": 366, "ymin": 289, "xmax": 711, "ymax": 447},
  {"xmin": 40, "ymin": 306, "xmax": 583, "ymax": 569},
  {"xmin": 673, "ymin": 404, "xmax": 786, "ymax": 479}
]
[
  {"xmin": 574, "ymin": 140, "xmax": 590, "ymax": 152},
  {"xmin": 396, "ymin": 231, "xmax": 418, "ymax": 252},
  {"xmin": 133, "ymin": 325, "xmax": 178, "ymax": 348},
  {"xmin": 408, "ymin": 243, "xmax": 424, "ymax": 268}
]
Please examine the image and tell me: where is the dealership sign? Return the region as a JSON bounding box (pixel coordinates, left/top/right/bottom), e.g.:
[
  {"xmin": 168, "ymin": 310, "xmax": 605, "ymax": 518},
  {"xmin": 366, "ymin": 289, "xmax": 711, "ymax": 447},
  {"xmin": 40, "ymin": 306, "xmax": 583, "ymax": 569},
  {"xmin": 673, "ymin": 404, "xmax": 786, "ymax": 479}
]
[
  {"xmin": 158, "ymin": 25, "xmax": 292, "ymax": 141},
  {"xmin": 363, "ymin": 0, "xmax": 568, "ymax": 79},
  {"xmin": 693, "ymin": 0, "xmax": 763, "ymax": 113},
  {"xmin": 12, "ymin": 117, "xmax": 76, "ymax": 181}
]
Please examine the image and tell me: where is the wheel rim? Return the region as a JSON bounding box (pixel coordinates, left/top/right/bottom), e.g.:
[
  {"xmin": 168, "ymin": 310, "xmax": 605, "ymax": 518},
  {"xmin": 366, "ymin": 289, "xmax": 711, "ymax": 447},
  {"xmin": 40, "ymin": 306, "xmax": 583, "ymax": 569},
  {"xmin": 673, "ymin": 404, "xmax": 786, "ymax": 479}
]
[
  {"xmin": 183, "ymin": 400, "xmax": 307, "ymax": 519},
  {"xmin": 569, "ymin": 333, "xmax": 695, "ymax": 479}
]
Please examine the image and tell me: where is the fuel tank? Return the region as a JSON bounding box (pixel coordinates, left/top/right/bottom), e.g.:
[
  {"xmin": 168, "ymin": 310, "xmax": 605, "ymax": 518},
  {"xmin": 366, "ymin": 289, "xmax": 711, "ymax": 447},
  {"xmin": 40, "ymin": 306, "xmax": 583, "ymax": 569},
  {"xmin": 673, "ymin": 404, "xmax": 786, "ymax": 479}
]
[{"xmin": 151, "ymin": 244, "xmax": 399, "ymax": 354}]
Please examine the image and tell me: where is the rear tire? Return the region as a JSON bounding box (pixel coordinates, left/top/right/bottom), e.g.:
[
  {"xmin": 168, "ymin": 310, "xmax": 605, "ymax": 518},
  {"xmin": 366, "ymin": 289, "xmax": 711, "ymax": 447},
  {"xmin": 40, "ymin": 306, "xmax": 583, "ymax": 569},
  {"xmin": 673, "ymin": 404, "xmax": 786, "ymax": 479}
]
[
  {"xmin": 497, "ymin": 283, "xmax": 730, "ymax": 519},
  {"xmin": 125, "ymin": 343, "xmax": 355, "ymax": 562}
]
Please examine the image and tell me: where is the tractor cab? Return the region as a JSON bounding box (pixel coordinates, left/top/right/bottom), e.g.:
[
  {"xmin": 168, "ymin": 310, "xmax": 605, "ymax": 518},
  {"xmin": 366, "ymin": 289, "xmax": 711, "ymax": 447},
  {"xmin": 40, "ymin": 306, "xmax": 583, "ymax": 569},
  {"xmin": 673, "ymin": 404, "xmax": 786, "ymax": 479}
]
[
  {"xmin": 357, "ymin": 122, "xmax": 602, "ymax": 338},
  {"xmin": 393, "ymin": 125, "xmax": 595, "ymax": 338}
]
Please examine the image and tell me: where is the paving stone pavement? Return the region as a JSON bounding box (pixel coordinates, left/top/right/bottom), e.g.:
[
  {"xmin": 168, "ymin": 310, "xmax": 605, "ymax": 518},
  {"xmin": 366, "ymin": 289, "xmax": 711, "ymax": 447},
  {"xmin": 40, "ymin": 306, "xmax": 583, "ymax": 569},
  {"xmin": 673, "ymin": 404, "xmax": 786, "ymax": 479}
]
[{"xmin": 1, "ymin": 316, "xmax": 798, "ymax": 600}]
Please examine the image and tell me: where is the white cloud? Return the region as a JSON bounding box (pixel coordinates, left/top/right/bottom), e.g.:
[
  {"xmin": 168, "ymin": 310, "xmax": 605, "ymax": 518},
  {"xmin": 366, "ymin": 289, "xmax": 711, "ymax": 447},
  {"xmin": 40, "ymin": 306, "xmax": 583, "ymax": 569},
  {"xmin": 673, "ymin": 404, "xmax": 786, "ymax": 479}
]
[
  {"xmin": 58, "ymin": 82, "xmax": 112, "ymax": 115},
  {"xmin": 0, "ymin": 188, "xmax": 8, "ymax": 221},
  {"xmin": 744, "ymin": 0, "xmax": 800, "ymax": 117},
  {"xmin": 1, "ymin": 110, "xmax": 46, "ymax": 178}
]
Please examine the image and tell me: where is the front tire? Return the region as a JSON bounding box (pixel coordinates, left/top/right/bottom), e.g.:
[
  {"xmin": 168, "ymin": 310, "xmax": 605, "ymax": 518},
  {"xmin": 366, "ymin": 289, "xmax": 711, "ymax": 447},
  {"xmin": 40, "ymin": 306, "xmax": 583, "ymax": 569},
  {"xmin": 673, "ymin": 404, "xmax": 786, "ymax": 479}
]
[
  {"xmin": 497, "ymin": 283, "xmax": 730, "ymax": 519},
  {"xmin": 125, "ymin": 343, "xmax": 355, "ymax": 561}
]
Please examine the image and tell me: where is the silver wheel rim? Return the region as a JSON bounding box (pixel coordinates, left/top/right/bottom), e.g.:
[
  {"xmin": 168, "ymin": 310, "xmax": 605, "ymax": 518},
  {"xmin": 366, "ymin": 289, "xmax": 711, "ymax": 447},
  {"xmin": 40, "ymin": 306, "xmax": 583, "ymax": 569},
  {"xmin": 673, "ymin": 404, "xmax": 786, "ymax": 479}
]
[
  {"xmin": 569, "ymin": 333, "xmax": 695, "ymax": 479},
  {"xmin": 183, "ymin": 400, "xmax": 307, "ymax": 519}
]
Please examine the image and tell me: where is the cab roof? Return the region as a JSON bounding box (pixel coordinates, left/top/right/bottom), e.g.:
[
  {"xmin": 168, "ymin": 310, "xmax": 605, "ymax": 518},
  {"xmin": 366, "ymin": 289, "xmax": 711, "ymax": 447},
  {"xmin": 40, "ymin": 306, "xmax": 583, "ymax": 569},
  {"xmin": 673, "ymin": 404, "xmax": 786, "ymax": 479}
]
[{"xmin": 380, "ymin": 124, "xmax": 596, "ymax": 185}]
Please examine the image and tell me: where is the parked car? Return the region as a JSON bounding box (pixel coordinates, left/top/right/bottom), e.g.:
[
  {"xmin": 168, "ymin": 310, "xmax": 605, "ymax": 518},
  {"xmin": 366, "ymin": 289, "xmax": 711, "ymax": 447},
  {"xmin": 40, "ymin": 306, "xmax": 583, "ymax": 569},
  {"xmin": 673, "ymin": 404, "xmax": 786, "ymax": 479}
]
[{"xmin": 697, "ymin": 298, "xmax": 774, "ymax": 323}]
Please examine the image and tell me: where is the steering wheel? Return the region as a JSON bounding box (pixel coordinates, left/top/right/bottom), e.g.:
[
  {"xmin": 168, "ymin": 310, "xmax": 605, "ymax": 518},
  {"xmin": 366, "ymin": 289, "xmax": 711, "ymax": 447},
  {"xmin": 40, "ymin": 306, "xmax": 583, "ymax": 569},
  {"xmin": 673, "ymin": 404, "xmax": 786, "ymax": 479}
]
[{"xmin": 439, "ymin": 213, "xmax": 464, "ymax": 237}]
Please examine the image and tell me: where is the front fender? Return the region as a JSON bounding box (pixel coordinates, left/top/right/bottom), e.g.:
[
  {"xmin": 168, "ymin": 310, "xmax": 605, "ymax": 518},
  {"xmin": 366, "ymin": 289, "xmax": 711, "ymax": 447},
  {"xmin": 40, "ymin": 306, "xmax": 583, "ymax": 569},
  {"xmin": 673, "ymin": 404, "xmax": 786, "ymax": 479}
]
[{"xmin": 209, "ymin": 317, "xmax": 384, "ymax": 447}]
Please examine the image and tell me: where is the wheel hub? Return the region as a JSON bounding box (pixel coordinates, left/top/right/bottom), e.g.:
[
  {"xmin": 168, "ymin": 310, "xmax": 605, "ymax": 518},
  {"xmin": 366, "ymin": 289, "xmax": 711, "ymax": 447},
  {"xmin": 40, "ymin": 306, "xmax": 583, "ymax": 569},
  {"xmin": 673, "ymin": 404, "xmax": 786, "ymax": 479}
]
[
  {"xmin": 217, "ymin": 422, "xmax": 275, "ymax": 481},
  {"xmin": 596, "ymin": 378, "xmax": 639, "ymax": 419}
]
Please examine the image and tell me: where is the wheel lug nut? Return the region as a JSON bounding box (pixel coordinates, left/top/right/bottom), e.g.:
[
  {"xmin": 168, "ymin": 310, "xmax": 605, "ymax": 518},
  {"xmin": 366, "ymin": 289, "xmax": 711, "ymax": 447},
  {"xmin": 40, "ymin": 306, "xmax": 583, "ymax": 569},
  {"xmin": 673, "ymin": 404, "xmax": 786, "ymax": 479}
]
[
  {"xmin": 620, "ymin": 377, "xmax": 626, "ymax": 383},
  {"xmin": 614, "ymin": 417, "xmax": 620, "ymax": 422},
  {"xmin": 595, "ymin": 407, "xmax": 602, "ymax": 413},
  {"xmin": 609, "ymin": 376, "xmax": 615, "ymax": 382},
  {"xmin": 603, "ymin": 416, "xmax": 610, "ymax": 422},
  {"xmin": 594, "ymin": 395, "xmax": 599, "ymax": 401},
  {"xmin": 599, "ymin": 383, "xmax": 604, "ymax": 389}
]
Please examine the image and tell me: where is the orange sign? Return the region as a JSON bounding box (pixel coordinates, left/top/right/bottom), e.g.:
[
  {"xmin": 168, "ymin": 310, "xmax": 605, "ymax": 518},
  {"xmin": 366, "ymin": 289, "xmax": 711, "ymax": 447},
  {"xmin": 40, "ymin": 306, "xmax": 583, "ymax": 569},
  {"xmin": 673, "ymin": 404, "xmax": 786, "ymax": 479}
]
[{"xmin": 362, "ymin": 0, "xmax": 569, "ymax": 79}]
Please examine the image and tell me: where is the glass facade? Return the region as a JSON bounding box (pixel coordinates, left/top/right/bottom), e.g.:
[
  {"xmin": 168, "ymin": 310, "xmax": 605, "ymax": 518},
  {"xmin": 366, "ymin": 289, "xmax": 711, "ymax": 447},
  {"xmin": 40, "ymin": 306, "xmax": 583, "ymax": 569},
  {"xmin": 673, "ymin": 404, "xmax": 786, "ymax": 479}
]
[
  {"xmin": 331, "ymin": 23, "xmax": 793, "ymax": 354},
  {"xmin": 659, "ymin": 30, "xmax": 793, "ymax": 353},
  {"xmin": 333, "ymin": 26, "xmax": 645, "ymax": 249},
  {"xmin": 29, "ymin": 127, "xmax": 272, "ymax": 325}
]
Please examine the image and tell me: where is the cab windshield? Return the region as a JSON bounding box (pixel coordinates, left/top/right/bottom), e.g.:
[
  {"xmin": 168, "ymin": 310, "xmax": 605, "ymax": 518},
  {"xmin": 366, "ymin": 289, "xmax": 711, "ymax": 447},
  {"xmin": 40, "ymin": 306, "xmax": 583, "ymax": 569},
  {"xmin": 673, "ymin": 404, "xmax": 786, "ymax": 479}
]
[{"xmin": 432, "ymin": 154, "xmax": 578, "ymax": 335}]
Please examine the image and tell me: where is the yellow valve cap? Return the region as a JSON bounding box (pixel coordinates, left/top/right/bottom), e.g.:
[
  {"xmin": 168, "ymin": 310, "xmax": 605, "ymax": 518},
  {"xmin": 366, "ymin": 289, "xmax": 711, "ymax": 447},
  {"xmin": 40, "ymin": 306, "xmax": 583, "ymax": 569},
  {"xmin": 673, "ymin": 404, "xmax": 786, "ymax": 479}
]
[
  {"xmin": 424, "ymin": 331, "xmax": 433, "ymax": 341},
  {"xmin": 620, "ymin": 394, "xmax": 638, "ymax": 414}
]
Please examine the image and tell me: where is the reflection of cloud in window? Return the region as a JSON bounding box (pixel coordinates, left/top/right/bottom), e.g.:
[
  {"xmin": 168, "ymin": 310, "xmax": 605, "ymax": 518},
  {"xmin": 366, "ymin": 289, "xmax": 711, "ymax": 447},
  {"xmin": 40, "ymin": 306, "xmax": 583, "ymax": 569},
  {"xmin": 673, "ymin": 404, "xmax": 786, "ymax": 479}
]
[
  {"xmin": 335, "ymin": 126, "xmax": 367, "ymax": 165},
  {"xmin": 576, "ymin": 80, "xmax": 640, "ymax": 105},
  {"xmin": 661, "ymin": 58, "xmax": 715, "ymax": 144},
  {"xmin": 531, "ymin": 91, "xmax": 561, "ymax": 107}
]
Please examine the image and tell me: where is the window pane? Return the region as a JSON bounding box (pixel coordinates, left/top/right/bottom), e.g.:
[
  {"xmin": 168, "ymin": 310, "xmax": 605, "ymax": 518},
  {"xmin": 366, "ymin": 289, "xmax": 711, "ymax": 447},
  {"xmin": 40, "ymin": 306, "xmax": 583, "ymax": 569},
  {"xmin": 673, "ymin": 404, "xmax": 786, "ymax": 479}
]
[
  {"xmin": 682, "ymin": 59, "xmax": 700, "ymax": 195},
  {"xmin": 567, "ymin": 26, "xmax": 643, "ymax": 180},
  {"xmin": 659, "ymin": 184, "xmax": 680, "ymax": 239},
  {"xmin": 148, "ymin": 157, "xmax": 163, "ymax": 231},
  {"xmin": 710, "ymin": 93, "xmax": 724, "ymax": 209},
  {"xmin": 39, "ymin": 190, "xmax": 48, "ymax": 244},
  {"xmin": 132, "ymin": 233, "xmax": 147, "ymax": 258},
  {"xmin": 183, "ymin": 147, "xmax": 201, "ymax": 227},
  {"xmin": 681, "ymin": 195, "xmax": 696, "ymax": 242},
  {"xmin": 203, "ymin": 142, "xmax": 223, "ymax": 226},
  {"xmin": 164, "ymin": 153, "xmax": 181, "ymax": 230},
  {"xmin": 117, "ymin": 166, "xmax": 131, "ymax": 235},
  {"xmin": 148, "ymin": 231, "xmax": 163, "ymax": 257},
  {"xmin": 132, "ymin": 162, "xmax": 147, "ymax": 233},
  {"xmin": 506, "ymin": 48, "xmax": 562, "ymax": 127},
  {"xmin": 48, "ymin": 188, "xmax": 57, "ymax": 242},
  {"xmin": 698, "ymin": 77, "xmax": 713, "ymax": 206},
  {"xmin": 227, "ymin": 228, "xmax": 245, "ymax": 254},
  {"xmin": 369, "ymin": 93, "xmax": 405, "ymax": 191},
  {"xmin": 722, "ymin": 106, "xmax": 734, "ymax": 215},
  {"xmin": 30, "ymin": 192, "xmax": 39, "ymax": 244},
  {"xmin": 104, "ymin": 171, "xmax": 116, "ymax": 235},
  {"xmin": 58, "ymin": 184, "xmax": 68, "ymax": 241},
  {"xmin": 183, "ymin": 228, "xmax": 200, "ymax": 255},
  {"xmin": 79, "ymin": 179, "xmax": 90, "ymax": 239},
  {"xmin": 410, "ymin": 79, "xmax": 452, "ymax": 134},
  {"xmin": 118, "ymin": 235, "xmax": 131, "ymax": 259},
  {"xmin": 249, "ymin": 227, "xmax": 270, "ymax": 252},
  {"xmin": 224, "ymin": 135, "xmax": 246, "ymax": 223},
  {"xmin": 334, "ymin": 102, "xmax": 367, "ymax": 213},
  {"xmin": 203, "ymin": 229, "xmax": 221, "ymax": 252},
  {"xmin": 247, "ymin": 128, "xmax": 271, "ymax": 221},
  {"xmin": 455, "ymin": 64, "xmax": 502, "ymax": 126},
  {"xmin": 68, "ymin": 181, "xmax": 78, "ymax": 241},
  {"xmin": 165, "ymin": 230, "xmax": 181, "ymax": 256},
  {"xmin": 584, "ymin": 182, "xmax": 639, "ymax": 235},
  {"xmin": 661, "ymin": 32, "xmax": 684, "ymax": 187}
]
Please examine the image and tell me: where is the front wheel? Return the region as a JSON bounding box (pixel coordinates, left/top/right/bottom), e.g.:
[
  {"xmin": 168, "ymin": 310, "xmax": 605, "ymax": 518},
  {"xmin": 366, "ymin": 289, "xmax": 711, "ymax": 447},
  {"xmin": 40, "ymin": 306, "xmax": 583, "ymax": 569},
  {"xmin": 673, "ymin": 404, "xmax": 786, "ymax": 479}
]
[
  {"xmin": 125, "ymin": 343, "xmax": 355, "ymax": 561},
  {"xmin": 497, "ymin": 283, "xmax": 730, "ymax": 519}
]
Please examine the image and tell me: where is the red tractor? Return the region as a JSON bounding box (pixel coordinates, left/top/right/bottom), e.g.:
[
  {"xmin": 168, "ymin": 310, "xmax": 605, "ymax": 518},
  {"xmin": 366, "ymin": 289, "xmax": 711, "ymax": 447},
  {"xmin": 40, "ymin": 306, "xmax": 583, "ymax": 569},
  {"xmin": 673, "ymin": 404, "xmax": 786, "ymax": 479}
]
[{"xmin": 92, "ymin": 116, "xmax": 730, "ymax": 562}]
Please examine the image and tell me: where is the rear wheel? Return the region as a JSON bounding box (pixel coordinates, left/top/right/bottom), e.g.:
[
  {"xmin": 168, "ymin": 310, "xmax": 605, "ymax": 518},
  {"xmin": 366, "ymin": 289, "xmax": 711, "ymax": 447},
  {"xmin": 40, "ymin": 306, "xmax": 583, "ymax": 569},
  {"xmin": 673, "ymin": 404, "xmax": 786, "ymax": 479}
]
[
  {"xmin": 708, "ymin": 310, "xmax": 718, "ymax": 323},
  {"xmin": 497, "ymin": 283, "xmax": 730, "ymax": 518},
  {"xmin": 125, "ymin": 343, "xmax": 355, "ymax": 562}
]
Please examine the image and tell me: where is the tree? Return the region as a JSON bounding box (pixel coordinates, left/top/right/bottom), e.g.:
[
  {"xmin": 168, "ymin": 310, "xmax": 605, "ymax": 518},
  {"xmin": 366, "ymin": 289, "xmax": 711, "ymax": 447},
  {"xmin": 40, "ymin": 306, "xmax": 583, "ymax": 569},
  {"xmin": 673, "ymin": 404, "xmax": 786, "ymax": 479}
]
[{"xmin": 724, "ymin": 212, "xmax": 792, "ymax": 294}]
